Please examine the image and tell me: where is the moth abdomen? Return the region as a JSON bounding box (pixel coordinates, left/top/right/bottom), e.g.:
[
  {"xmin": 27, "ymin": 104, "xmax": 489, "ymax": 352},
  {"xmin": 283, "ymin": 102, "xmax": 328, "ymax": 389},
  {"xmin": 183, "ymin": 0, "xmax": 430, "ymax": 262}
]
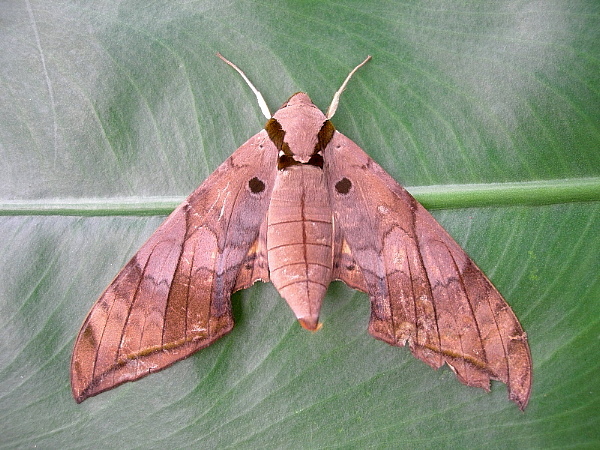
[{"xmin": 266, "ymin": 165, "xmax": 334, "ymax": 330}]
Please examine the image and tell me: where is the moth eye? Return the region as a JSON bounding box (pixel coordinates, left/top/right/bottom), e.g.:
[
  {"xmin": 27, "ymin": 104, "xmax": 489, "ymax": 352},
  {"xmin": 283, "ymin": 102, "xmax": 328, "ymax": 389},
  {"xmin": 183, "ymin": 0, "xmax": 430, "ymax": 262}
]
[
  {"xmin": 248, "ymin": 177, "xmax": 266, "ymax": 193},
  {"xmin": 335, "ymin": 177, "xmax": 352, "ymax": 194}
]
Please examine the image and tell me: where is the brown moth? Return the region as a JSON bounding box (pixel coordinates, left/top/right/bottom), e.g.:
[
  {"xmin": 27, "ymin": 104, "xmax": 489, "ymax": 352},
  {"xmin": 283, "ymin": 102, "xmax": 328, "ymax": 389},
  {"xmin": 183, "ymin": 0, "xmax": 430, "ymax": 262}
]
[{"xmin": 71, "ymin": 54, "xmax": 532, "ymax": 409}]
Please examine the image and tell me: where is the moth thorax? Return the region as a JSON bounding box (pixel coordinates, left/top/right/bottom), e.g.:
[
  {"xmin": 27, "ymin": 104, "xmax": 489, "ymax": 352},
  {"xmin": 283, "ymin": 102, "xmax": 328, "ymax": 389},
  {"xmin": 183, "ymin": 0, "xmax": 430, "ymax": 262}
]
[{"xmin": 270, "ymin": 95, "xmax": 329, "ymax": 163}]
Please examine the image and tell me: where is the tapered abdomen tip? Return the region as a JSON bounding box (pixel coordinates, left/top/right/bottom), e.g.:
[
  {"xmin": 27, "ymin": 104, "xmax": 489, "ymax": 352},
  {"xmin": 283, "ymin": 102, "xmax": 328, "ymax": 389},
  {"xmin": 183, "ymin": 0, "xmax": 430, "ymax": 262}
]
[{"xmin": 298, "ymin": 317, "xmax": 322, "ymax": 331}]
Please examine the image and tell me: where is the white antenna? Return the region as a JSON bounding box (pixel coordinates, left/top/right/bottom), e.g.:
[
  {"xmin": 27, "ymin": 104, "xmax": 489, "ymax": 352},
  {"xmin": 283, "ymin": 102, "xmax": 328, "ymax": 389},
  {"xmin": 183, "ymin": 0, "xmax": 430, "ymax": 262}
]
[
  {"xmin": 326, "ymin": 55, "xmax": 371, "ymax": 119},
  {"xmin": 217, "ymin": 53, "xmax": 272, "ymax": 119}
]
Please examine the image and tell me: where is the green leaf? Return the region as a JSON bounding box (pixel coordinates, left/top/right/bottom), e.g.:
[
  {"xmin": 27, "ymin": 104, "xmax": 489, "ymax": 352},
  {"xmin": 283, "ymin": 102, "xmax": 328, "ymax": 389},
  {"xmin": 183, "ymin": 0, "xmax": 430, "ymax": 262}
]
[{"xmin": 1, "ymin": 1, "xmax": 599, "ymax": 448}]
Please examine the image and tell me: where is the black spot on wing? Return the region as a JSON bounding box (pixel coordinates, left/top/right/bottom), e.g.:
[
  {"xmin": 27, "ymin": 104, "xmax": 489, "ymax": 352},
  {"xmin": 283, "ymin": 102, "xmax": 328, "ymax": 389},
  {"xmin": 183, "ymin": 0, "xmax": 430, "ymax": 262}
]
[
  {"xmin": 248, "ymin": 177, "xmax": 266, "ymax": 193},
  {"xmin": 335, "ymin": 177, "xmax": 352, "ymax": 194}
]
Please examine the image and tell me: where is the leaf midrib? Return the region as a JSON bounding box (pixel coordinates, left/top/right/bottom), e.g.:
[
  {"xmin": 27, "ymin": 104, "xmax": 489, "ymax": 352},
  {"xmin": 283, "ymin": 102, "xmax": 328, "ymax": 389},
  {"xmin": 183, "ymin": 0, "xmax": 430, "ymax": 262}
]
[{"xmin": 2, "ymin": 177, "xmax": 599, "ymax": 216}]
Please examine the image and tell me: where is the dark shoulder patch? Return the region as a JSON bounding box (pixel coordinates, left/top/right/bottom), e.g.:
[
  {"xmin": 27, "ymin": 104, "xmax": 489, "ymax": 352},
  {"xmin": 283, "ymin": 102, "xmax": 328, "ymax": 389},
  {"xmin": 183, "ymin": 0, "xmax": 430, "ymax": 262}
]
[
  {"xmin": 265, "ymin": 118, "xmax": 285, "ymax": 151},
  {"xmin": 315, "ymin": 120, "xmax": 335, "ymax": 153}
]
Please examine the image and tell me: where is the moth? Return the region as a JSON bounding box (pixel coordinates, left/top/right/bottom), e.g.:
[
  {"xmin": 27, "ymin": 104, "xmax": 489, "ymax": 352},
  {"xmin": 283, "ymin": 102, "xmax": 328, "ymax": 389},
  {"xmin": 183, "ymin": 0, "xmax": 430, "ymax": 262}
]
[{"xmin": 71, "ymin": 54, "xmax": 532, "ymax": 409}]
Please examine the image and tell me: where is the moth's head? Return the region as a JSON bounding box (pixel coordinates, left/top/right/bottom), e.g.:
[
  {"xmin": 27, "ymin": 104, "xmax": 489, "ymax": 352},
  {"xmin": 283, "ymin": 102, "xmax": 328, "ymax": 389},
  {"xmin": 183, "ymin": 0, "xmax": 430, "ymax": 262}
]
[
  {"xmin": 281, "ymin": 92, "xmax": 316, "ymax": 108},
  {"xmin": 266, "ymin": 93, "xmax": 335, "ymax": 168}
]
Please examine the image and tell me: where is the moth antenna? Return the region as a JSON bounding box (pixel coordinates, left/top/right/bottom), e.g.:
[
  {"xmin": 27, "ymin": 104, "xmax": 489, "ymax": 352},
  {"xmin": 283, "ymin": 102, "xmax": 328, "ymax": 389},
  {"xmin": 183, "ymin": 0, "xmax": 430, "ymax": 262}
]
[
  {"xmin": 326, "ymin": 55, "xmax": 372, "ymax": 119},
  {"xmin": 217, "ymin": 53, "xmax": 272, "ymax": 119}
]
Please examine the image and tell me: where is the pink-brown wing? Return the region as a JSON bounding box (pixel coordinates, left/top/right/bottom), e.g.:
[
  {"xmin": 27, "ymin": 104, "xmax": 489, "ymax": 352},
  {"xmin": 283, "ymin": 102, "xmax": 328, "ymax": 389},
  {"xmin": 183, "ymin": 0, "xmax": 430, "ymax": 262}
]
[
  {"xmin": 71, "ymin": 131, "xmax": 277, "ymax": 403},
  {"xmin": 325, "ymin": 131, "xmax": 532, "ymax": 409}
]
